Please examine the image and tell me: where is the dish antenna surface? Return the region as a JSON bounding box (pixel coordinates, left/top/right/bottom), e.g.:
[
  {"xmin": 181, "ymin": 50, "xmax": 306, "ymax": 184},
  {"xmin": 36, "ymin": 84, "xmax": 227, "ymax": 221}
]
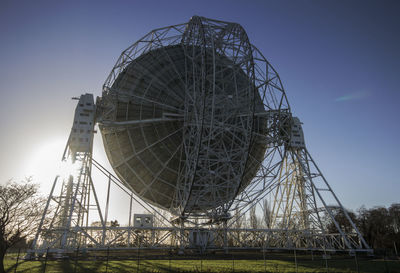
[{"xmin": 97, "ymin": 16, "xmax": 289, "ymax": 216}]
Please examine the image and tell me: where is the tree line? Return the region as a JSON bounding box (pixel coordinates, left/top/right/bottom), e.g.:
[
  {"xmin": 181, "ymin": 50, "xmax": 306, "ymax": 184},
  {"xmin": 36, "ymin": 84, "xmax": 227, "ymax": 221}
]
[
  {"xmin": 240, "ymin": 202, "xmax": 400, "ymax": 252},
  {"xmin": 329, "ymin": 203, "xmax": 400, "ymax": 251}
]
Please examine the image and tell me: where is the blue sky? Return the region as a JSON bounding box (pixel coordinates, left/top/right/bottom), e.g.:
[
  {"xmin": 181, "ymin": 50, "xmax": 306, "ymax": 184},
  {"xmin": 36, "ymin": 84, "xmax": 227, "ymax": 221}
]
[{"xmin": 0, "ymin": 0, "xmax": 399, "ymax": 214}]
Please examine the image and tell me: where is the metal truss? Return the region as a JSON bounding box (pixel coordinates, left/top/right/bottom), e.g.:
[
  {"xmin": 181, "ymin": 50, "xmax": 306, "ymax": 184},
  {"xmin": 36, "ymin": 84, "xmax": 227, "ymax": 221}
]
[
  {"xmin": 29, "ymin": 141, "xmax": 371, "ymax": 255},
  {"xmin": 98, "ymin": 15, "xmax": 290, "ymax": 220},
  {"xmin": 28, "ymin": 16, "xmax": 372, "ymax": 256},
  {"xmin": 28, "ymin": 154, "xmax": 100, "ymax": 254},
  {"xmin": 224, "ymin": 145, "xmax": 371, "ymax": 252}
]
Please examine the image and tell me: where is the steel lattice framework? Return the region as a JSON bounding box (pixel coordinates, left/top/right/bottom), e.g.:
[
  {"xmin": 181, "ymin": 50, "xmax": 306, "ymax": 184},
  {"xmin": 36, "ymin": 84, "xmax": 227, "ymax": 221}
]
[
  {"xmin": 28, "ymin": 16, "xmax": 371, "ymax": 257},
  {"xmin": 98, "ymin": 16, "xmax": 290, "ymax": 218}
]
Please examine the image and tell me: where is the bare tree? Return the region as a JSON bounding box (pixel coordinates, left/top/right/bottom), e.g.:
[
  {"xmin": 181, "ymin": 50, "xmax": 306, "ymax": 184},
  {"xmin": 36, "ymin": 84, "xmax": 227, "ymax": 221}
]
[
  {"xmin": 0, "ymin": 179, "xmax": 45, "ymax": 273},
  {"xmin": 249, "ymin": 206, "xmax": 262, "ymax": 246},
  {"xmin": 389, "ymin": 203, "xmax": 400, "ymax": 233},
  {"xmin": 357, "ymin": 206, "xmax": 392, "ymax": 249},
  {"xmin": 262, "ymin": 199, "xmax": 271, "ymax": 229},
  {"xmin": 249, "ymin": 206, "xmax": 259, "ymax": 229},
  {"xmin": 228, "ymin": 208, "xmax": 245, "ymax": 247},
  {"xmin": 232, "ymin": 208, "xmax": 245, "ymax": 230}
]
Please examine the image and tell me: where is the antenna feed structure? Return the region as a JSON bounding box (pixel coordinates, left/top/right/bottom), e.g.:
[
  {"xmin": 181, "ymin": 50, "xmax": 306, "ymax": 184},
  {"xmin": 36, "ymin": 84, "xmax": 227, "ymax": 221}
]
[{"xmin": 63, "ymin": 94, "xmax": 96, "ymax": 162}]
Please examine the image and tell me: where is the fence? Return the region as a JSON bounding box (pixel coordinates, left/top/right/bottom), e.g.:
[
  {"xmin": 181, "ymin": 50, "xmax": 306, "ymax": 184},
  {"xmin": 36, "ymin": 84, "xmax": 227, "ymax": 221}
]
[{"xmin": 4, "ymin": 248, "xmax": 400, "ymax": 273}]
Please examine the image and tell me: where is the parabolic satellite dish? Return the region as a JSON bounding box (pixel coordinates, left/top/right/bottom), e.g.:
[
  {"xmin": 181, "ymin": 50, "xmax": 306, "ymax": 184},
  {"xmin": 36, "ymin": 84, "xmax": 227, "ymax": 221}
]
[
  {"xmin": 28, "ymin": 16, "xmax": 370, "ymax": 255},
  {"xmin": 97, "ymin": 16, "xmax": 289, "ymax": 215}
]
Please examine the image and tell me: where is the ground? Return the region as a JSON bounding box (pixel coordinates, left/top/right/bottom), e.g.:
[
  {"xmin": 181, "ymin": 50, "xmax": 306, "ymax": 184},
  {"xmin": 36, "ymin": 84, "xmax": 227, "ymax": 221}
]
[{"xmin": 4, "ymin": 251, "xmax": 400, "ymax": 273}]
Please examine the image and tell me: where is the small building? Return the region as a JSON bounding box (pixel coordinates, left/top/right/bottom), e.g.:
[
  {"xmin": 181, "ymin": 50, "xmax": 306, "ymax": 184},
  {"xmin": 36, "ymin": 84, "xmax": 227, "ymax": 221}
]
[{"xmin": 133, "ymin": 214, "xmax": 154, "ymax": 228}]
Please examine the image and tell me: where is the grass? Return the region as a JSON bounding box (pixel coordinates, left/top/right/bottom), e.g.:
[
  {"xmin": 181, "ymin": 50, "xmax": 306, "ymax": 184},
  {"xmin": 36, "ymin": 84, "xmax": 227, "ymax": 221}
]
[{"xmin": 4, "ymin": 253, "xmax": 400, "ymax": 273}]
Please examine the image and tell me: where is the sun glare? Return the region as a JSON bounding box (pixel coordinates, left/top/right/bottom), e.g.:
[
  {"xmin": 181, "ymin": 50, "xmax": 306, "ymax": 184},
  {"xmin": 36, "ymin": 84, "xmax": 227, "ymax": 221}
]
[
  {"xmin": 58, "ymin": 158, "xmax": 80, "ymax": 178},
  {"xmin": 23, "ymin": 138, "xmax": 76, "ymax": 194}
]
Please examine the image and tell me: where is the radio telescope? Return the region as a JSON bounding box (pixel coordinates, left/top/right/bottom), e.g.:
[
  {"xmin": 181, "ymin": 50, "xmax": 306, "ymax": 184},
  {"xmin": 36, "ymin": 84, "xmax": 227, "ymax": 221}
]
[
  {"xmin": 29, "ymin": 16, "xmax": 371, "ymax": 255},
  {"xmin": 97, "ymin": 16, "xmax": 288, "ymax": 217}
]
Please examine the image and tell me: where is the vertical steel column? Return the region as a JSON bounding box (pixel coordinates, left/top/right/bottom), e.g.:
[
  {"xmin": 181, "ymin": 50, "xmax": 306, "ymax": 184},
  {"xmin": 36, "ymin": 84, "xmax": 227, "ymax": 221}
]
[
  {"xmin": 223, "ymin": 220, "xmax": 228, "ymax": 254},
  {"xmin": 128, "ymin": 194, "xmax": 133, "ymax": 247},
  {"xmin": 102, "ymin": 174, "xmax": 112, "ymax": 245},
  {"xmin": 29, "ymin": 176, "xmax": 59, "ymax": 253}
]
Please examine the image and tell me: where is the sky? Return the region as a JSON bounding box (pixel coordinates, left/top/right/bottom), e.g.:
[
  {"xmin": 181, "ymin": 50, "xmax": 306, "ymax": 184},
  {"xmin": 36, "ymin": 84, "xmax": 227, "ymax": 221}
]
[{"xmin": 0, "ymin": 0, "xmax": 399, "ymax": 221}]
